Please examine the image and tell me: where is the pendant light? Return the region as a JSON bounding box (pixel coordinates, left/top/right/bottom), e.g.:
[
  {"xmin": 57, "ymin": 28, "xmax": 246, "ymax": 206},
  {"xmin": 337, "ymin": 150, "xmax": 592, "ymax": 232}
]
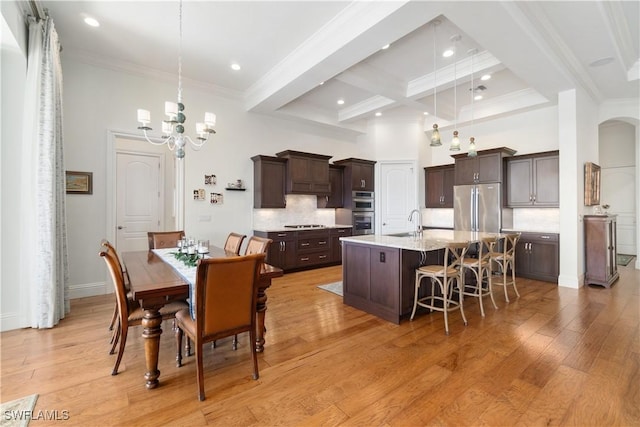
[
  {"xmin": 430, "ymin": 20, "xmax": 441, "ymax": 147},
  {"xmin": 449, "ymin": 34, "xmax": 461, "ymax": 151},
  {"xmin": 468, "ymin": 48, "xmax": 478, "ymax": 157}
]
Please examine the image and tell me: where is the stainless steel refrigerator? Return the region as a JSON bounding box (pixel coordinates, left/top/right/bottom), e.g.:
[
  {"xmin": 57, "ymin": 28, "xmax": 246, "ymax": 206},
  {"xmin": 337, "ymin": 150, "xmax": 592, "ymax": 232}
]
[{"xmin": 454, "ymin": 183, "xmax": 507, "ymax": 232}]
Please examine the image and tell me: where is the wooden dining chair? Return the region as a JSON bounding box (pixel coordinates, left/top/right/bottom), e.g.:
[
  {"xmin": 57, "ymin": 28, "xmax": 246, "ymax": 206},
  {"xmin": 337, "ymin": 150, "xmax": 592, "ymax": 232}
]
[
  {"xmin": 244, "ymin": 236, "xmax": 272, "ymax": 256},
  {"xmin": 147, "ymin": 230, "xmax": 185, "ymax": 250},
  {"xmin": 100, "ymin": 246, "xmax": 189, "ymax": 376},
  {"xmin": 224, "ymin": 232, "xmax": 246, "ymax": 255},
  {"xmin": 491, "ymin": 233, "xmax": 521, "ymax": 302},
  {"xmin": 101, "ymin": 239, "xmax": 132, "ymax": 344},
  {"xmin": 175, "ymin": 253, "xmax": 266, "ymax": 401},
  {"xmin": 410, "ymin": 241, "xmax": 469, "ymax": 335}
]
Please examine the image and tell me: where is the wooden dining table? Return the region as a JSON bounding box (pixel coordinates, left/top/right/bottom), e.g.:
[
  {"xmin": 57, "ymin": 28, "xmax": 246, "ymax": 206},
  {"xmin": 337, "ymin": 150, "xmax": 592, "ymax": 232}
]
[{"xmin": 121, "ymin": 246, "xmax": 283, "ymax": 389}]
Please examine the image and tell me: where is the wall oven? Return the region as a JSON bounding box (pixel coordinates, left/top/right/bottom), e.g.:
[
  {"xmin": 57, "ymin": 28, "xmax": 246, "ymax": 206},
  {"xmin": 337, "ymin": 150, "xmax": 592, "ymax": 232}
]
[
  {"xmin": 352, "ymin": 191, "xmax": 374, "ymax": 211},
  {"xmin": 352, "ymin": 211, "xmax": 374, "ymax": 235}
]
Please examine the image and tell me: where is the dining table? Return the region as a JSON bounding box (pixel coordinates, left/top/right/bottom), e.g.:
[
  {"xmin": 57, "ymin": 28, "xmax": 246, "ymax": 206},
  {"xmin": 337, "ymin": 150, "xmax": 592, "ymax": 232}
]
[{"xmin": 121, "ymin": 246, "xmax": 283, "ymax": 389}]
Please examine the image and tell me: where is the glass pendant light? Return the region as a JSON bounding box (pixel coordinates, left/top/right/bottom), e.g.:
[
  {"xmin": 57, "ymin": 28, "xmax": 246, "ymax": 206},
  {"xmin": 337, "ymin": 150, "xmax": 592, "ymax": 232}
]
[
  {"xmin": 468, "ymin": 48, "xmax": 477, "ymax": 157},
  {"xmin": 449, "ymin": 34, "xmax": 461, "ymax": 151},
  {"xmin": 430, "ymin": 20, "xmax": 441, "ymax": 146}
]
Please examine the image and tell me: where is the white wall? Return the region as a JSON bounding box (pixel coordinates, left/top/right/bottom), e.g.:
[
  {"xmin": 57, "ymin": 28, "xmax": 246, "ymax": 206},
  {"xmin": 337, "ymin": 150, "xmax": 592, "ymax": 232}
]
[{"xmin": 1, "ymin": 1, "xmax": 28, "ymax": 330}]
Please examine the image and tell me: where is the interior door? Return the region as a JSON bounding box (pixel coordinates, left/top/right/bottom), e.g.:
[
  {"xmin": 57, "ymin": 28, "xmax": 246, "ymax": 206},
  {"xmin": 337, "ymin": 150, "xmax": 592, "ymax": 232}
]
[
  {"xmin": 379, "ymin": 162, "xmax": 416, "ymax": 235},
  {"xmin": 601, "ymin": 166, "xmax": 636, "ymax": 255},
  {"xmin": 116, "ymin": 152, "xmax": 162, "ymax": 252}
]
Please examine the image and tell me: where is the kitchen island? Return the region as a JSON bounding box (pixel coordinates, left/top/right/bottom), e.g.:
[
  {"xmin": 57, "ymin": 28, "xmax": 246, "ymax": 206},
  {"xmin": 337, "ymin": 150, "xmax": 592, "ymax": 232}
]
[{"xmin": 340, "ymin": 230, "xmax": 500, "ymax": 324}]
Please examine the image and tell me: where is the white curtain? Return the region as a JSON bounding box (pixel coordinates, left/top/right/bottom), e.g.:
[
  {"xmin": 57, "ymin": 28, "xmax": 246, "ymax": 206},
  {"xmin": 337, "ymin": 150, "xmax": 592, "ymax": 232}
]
[{"xmin": 21, "ymin": 16, "xmax": 69, "ymax": 328}]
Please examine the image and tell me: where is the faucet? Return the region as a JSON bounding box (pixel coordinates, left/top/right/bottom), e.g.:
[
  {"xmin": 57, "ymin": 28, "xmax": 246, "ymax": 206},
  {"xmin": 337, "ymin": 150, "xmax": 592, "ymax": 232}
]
[{"xmin": 408, "ymin": 209, "xmax": 423, "ymax": 239}]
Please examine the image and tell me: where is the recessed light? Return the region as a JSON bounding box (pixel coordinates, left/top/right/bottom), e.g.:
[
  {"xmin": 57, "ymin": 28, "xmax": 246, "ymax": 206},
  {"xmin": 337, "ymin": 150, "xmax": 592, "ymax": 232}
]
[
  {"xmin": 480, "ymin": 74, "xmax": 491, "ymax": 81},
  {"xmin": 337, "ymin": 99, "xmax": 345, "ymax": 105},
  {"xmin": 230, "ymin": 63, "xmax": 241, "ymax": 71},
  {"xmin": 84, "ymin": 17, "xmax": 100, "ymax": 27},
  {"xmin": 474, "ymin": 95, "xmax": 483, "ymax": 101},
  {"xmin": 319, "ymin": 81, "xmax": 325, "ymax": 85},
  {"xmin": 375, "ymin": 112, "xmax": 382, "ymax": 117},
  {"xmin": 381, "ymin": 44, "xmax": 390, "ymax": 50},
  {"xmin": 423, "ymin": 112, "xmax": 429, "ymax": 116},
  {"xmin": 442, "ymin": 49, "xmax": 454, "ymax": 58}
]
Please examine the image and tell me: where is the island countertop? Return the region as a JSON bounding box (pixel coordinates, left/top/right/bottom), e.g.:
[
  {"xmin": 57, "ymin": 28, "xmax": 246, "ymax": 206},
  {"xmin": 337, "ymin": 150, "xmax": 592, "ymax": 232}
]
[{"xmin": 340, "ymin": 229, "xmax": 502, "ymax": 251}]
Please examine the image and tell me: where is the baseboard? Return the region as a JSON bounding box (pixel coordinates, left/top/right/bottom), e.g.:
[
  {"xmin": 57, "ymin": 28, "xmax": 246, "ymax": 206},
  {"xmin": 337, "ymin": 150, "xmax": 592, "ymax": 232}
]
[
  {"xmin": 557, "ymin": 273, "xmax": 583, "ymax": 289},
  {"xmin": 68, "ymin": 281, "xmax": 110, "ymax": 300},
  {"xmin": 0, "ymin": 311, "xmax": 26, "ymax": 332}
]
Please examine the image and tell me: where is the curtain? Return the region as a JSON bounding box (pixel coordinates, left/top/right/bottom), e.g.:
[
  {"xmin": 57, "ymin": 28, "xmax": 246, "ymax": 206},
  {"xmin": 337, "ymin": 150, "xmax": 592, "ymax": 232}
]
[{"xmin": 22, "ymin": 16, "xmax": 69, "ymax": 328}]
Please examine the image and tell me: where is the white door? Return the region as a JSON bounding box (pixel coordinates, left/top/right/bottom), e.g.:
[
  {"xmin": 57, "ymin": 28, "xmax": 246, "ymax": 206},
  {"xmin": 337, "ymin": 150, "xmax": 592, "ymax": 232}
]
[
  {"xmin": 116, "ymin": 152, "xmax": 162, "ymax": 252},
  {"xmin": 601, "ymin": 166, "xmax": 636, "ymax": 255},
  {"xmin": 379, "ymin": 161, "xmax": 417, "ymax": 235}
]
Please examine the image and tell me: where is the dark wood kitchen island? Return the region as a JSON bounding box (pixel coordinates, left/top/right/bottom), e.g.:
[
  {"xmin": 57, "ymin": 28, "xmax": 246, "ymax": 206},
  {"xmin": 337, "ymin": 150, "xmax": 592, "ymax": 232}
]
[{"xmin": 340, "ymin": 230, "xmax": 501, "ymax": 324}]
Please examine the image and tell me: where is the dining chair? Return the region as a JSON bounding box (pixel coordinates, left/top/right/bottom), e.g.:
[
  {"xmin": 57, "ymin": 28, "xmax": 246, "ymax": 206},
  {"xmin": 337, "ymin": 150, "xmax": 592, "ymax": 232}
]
[
  {"xmin": 410, "ymin": 241, "xmax": 469, "ymax": 335},
  {"xmin": 175, "ymin": 253, "xmax": 266, "ymax": 401},
  {"xmin": 100, "ymin": 246, "xmax": 189, "ymax": 376},
  {"xmin": 491, "ymin": 233, "xmax": 521, "ymax": 302},
  {"xmin": 224, "ymin": 232, "xmax": 246, "ymax": 255},
  {"xmin": 147, "ymin": 230, "xmax": 185, "ymax": 250},
  {"xmin": 101, "ymin": 239, "xmax": 132, "ymax": 345},
  {"xmin": 460, "ymin": 236, "xmax": 499, "ymax": 317},
  {"xmin": 244, "ymin": 236, "xmax": 272, "ymax": 256}
]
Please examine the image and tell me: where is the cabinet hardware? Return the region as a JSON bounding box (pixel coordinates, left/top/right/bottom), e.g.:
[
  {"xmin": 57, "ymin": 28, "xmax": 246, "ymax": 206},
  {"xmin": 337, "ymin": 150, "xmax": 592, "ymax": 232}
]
[
  {"xmin": 277, "ymin": 233, "xmax": 287, "ymax": 237},
  {"xmin": 319, "ymin": 241, "xmax": 327, "ymax": 245},
  {"xmin": 319, "ymin": 255, "xmax": 327, "ymax": 259},
  {"xmin": 529, "ymin": 195, "xmax": 533, "ymax": 201},
  {"xmin": 301, "ymin": 242, "xmax": 310, "ymax": 246},
  {"xmin": 540, "ymin": 235, "xmax": 550, "ymax": 239},
  {"xmin": 301, "ymin": 257, "xmax": 309, "ymax": 261},
  {"xmin": 280, "ymin": 241, "xmax": 285, "ymax": 251}
]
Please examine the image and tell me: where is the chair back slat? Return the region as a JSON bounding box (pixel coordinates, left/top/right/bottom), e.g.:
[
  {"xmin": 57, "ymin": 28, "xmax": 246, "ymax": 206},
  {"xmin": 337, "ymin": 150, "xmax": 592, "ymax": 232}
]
[
  {"xmin": 224, "ymin": 233, "xmax": 247, "ymax": 255},
  {"xmin": 148, "ymin": 230, "xmax": 185, "ymax": 249},
  {"xmin": 244, "ymin": 236, "xmax": 272, "ymax": 256}
]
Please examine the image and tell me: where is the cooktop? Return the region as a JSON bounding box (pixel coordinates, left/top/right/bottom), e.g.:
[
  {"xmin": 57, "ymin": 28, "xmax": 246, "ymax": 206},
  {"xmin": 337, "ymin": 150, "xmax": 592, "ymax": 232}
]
[{"xmin": 283, "ymin": 224, "xmax": 326, "ymax": 229}]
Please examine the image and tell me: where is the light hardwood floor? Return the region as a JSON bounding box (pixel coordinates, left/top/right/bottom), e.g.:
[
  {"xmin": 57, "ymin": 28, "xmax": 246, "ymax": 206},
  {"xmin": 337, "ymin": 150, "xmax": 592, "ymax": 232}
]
[{"xmin": 2, "ymin": 263, "xmax": 639, "ymax": 426}]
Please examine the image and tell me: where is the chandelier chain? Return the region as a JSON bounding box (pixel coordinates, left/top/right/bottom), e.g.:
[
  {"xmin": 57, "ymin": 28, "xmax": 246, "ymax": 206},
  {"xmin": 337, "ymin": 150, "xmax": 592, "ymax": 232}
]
[{"xmin": 178, "ymin": 0, "xmax": 183, "ymax": 103}]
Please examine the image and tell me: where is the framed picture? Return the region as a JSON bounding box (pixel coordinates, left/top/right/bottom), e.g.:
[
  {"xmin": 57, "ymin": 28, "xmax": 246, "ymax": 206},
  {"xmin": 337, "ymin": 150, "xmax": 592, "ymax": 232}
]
[
  {"xmin": 584, "ymin": 162, "xmax": 600, "ymax": 206},
  {"xmin": 65, "ymin": 171, "xmax": 93, "ymax": 194}
]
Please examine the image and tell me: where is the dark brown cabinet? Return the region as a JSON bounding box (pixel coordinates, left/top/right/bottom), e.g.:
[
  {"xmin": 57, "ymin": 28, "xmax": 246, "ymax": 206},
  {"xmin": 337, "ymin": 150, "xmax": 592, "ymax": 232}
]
[
  {"xmin": 424, "ymin": 164, "xmax": 455, "ymax": 208},
  {"xmin": 255, "ymin": 230, "xmax": 297, "ymax": 270},
  {"xmin": 330, "ymin": 227, "xmax": 352, "ymax": 263},
  {"xmin": 515, "ymin": 232, "xmax": 559, "ymax": 283},
  {"xmin": 506, "ymin": 152, "xmax": 559, "ymax": 207},
  {"xmin": 334, "ymin": 158, "xmax": 375, "ymax": 192},
  {"xmin": 296, "ymin": 229, "xmax": 331, "ymax": 267},
  {"xmin": 251, "ymin": 155, "xmax": 287, "ymax": 208},
  {"xmin": 584, "ymin": 215, "xmax": 618, "ymax": 288},
  {"xmin": 317, "ymin": 165, "xmax": 344, "ymax": 208},
  {"xmin": 276, "ymin": 150, "xmax": 331, "ymax": 195},
  {"xmin": 452, "ymin": 147, "xmax": 516, "ymax": 185}
]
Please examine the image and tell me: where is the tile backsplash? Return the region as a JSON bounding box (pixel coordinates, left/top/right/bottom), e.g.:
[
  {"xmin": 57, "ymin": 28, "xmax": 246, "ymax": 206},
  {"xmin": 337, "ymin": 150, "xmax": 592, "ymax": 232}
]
[
  {"xmin": 512, "ymin": 208, "xmax": 560, "ymax": 232},
  {"xmin": 253, "ymin": 195, "xmax": 336, "ymax": 230}
]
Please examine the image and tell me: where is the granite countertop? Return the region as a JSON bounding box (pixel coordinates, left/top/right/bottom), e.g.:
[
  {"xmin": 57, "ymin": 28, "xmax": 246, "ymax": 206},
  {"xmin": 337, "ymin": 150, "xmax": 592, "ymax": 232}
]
[
  {"xmin": 254, "ymin": 224, "xmax": 352, "ymax": 233},
  {"xmin": 340, "ymin": 230, "xmax": 502, "ymax": 252},
  {"xmin": 501, "ymin": 228, "xmax": 559, "ymax": 234}
]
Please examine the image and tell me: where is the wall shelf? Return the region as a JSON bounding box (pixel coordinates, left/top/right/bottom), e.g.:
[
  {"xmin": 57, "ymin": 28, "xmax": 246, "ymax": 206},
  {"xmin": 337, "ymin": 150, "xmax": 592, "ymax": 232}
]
[{"xmin": 225, "ymin": 187, "xmax": 246, "ymax": 191}]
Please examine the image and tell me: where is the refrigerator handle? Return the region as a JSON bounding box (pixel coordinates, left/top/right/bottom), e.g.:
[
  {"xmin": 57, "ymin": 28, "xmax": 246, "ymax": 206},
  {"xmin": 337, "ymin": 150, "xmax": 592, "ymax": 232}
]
[{"xmin": 471, "ymin": 187, "xmax": 477, "ymax": 231}]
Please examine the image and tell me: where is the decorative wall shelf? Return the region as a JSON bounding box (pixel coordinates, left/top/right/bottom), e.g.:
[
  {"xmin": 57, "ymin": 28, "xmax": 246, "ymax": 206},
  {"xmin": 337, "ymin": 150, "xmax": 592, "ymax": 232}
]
[{"xmin": 225, "ymin": 187, "xmax": 246, "ymax": 191}]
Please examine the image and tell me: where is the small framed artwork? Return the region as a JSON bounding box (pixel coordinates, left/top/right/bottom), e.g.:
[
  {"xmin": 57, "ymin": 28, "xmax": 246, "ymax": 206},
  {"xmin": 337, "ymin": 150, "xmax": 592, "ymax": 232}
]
[
  {"xmin": 210, "ymin": 192, "xmax": 223, "ymax": 204},
  {"xmin": 193, "ymin": 189, "xmax": 206, "ymax": 201},
  {"xmin": 584, "ymin": 162, "xmax": 601, "ymax": 206},
  {"xmin": 205, "ymin": 174, "xmax": 217, "ymax": 185},
  {"xmin": 65, "ymin": 171, "xmax": 93, "ymax": 194}
]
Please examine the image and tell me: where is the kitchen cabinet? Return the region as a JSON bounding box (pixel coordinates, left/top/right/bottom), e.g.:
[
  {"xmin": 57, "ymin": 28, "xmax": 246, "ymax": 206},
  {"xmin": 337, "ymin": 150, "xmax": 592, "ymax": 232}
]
[
  {"xmin": 255, "ymin": 230, "xmax": 297, "ymax": 270},
  {"xmin": 276, "ymin": 150, "xmax": 331, "ymax": 195},
  {"xmin": 584, "ymin": 215, "xmax": 619, "ymax": 288},
  {"xmin": 330, "ymin": 227, "xmax": 352, "ymax": 263},
  {"xmin": 317, "ymin": 164, "xmax": 344, "ymax": 208},
  {"xmin": 251, "ymin": 155, "xmax": 287, "ymax": 208},
  {"xmin": 451, "ymin": 147, "xmax": 516, "ymax": 185},
  {"xmin": 334, "ymin": 158, "xmax": 376, "ymax": 192},
  {"xmin": 424, "ymin": 164, "xmax": 455, "ymax": 208},
  {"xmin": 514, "ymin": 232, "xmax": 559, "ymax": 283},
  {"xmin": 506, "ymin": 152, "xmax": 559, "ymax": 207},
  {"xmin": 296, "ymin": 229, "xmax": 331, "ymax": 267}
]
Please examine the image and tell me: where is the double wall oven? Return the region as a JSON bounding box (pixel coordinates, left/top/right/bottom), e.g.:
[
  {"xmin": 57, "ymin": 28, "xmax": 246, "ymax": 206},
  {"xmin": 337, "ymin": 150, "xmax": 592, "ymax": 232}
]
[{"xmin": 351, "ymin": 191, "xmax": 374, "ymax": 235}]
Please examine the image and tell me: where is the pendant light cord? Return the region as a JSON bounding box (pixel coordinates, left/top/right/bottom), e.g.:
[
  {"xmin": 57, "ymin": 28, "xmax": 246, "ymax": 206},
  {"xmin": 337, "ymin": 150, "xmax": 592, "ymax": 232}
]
[
  {"xmin": 178, "ymin": 0, "xmax": 183, "ymax": 104},
  {"xmin": 433, "ymin": 23, "xmax": 437, "ymax": 118}
]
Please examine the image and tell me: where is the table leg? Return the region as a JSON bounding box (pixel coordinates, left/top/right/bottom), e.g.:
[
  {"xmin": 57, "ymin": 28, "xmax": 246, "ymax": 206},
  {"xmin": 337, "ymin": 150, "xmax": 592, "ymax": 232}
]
[
  {"xmin": 255, "ymin": 286, "xmax": 268, "ymax": 353},
  {"xmin": 141, "ymin": 308, "xmax": 162, "ymax": 389}
]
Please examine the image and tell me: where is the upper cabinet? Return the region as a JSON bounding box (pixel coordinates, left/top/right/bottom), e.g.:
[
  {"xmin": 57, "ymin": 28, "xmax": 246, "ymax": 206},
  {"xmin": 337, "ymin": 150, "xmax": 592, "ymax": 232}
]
[
  {"xmin": 506, "ymin": 151, "xmax": 559, "ymax": 207},
  {"xmin": 276, "ymin": 150, "xmax": 331, "ymax": 195},
  {"xmin": 334, "ymin": 158, "xmax": 376, "ymax": 191},
  {"xmin": 451, "ymin": 147, "xmax": 516, "ymax": 185},
  {"xmin": 252, "ymin": 155, "xmax": 287, "ymax": 208},
  {"xmin": 317, "ymin": 164, "xmax": 344, "ymax": 208},
  {"xmin": 424, "ymin": 164, "xmax": 455, "ymax": 208}
]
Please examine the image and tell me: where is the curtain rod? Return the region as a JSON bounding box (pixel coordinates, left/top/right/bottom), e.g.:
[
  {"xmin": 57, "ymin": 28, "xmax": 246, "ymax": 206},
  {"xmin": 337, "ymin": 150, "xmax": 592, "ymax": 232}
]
[{"xmin": 28, "ymin": 0, "xmax": 47, "ymax": 21}]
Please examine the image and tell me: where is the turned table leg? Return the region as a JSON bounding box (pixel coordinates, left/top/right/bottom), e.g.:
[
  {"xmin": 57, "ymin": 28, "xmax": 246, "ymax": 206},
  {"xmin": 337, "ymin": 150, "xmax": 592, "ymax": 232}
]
[
  {"xmin": 141, "ymin": 308, "xmax": 162, "ymax": 389},
  {"xmin": 255, "ymin": 285, "xmax": 268, "ymax": 353}
]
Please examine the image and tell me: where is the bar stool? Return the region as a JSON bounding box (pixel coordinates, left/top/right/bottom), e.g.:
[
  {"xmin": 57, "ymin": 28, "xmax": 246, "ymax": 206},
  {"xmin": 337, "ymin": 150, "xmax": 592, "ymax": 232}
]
[
  {"xmin": 410, "ymin": 241, "xmax": 469, "ymax": 335},
  {"xmin": 491, "ymin": 233, "xmax": 521, "ymax": 302},
  {"xmin": 460, "ymin": 236, "xmax": 499, "ymax": 316}
]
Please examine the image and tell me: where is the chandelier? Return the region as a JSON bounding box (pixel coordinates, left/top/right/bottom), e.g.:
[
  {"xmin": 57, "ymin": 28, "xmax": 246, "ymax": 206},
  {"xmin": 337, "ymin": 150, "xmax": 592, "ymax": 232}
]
[{"xmin": 135, "ymin": 0, "xmax": 215, "ymax": 159}]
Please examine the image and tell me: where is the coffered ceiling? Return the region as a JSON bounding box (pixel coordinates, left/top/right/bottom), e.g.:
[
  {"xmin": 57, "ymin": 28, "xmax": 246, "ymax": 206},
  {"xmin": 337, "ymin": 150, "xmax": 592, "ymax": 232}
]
[{"xmin": 38, "ymin": 1, "xmax": 639, "ymax": 136}]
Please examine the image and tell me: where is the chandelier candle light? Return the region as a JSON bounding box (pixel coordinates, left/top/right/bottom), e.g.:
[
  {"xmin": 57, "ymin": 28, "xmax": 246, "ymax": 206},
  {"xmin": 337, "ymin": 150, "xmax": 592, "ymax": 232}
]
[{"xmin": 136, "ymin": 0, "xmax": 216, "ymax": 159}]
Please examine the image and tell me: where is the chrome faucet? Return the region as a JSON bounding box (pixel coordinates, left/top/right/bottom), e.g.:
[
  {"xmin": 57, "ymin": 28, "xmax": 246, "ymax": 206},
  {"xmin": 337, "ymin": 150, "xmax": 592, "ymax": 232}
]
[{"xmin": 408, "ymin": 209, "xmax": 423, "ymax": 239}]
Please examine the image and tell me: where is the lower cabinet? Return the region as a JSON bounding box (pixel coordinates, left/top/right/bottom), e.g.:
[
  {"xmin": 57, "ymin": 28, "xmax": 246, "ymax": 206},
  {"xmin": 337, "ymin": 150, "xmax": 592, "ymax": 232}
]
[
  {"xmin": 255, "ymin": 227, "xmax": 350, "ymax": 271},
  {"xmin": 584, "ymin": 214, "xmax": 618, "ymax": 287},
  {"xmin": 515, "ymin": 232, "xmax": 559, "ymax": 283}
]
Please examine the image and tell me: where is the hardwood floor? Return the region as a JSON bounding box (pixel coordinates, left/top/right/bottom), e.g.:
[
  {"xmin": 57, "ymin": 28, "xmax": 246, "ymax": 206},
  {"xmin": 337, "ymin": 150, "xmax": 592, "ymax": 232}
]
[{"xmin": 2, "ymin": 264, "xmax": 639, "ymax": 426}]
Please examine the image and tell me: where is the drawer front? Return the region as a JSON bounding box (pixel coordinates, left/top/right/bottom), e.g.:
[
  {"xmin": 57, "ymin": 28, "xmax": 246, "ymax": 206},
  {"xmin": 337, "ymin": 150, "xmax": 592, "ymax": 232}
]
[
  {"xmin": 297, "ymin": 236, "xmax": 330, "ymax": 251},
  {"xmin": 520, "ymin": 232, "xmax": 559, "ymax": 243},
  {"xmin": 297, "ymin": 251, "xmax": 331, "ymax": 266}
]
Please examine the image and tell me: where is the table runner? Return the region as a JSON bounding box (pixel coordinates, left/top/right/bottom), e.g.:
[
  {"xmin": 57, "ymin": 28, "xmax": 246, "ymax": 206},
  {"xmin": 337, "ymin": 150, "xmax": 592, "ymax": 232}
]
[{"xmin": 152, "ymin": 248, "xmax": 205, "ymax": 318}]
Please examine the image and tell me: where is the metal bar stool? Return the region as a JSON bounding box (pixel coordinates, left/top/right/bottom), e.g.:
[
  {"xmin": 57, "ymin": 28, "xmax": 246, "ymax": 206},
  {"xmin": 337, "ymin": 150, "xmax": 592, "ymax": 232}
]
[
  {"xmin": 410, "ymin": 241, "xmax": 469, "ymax": 335},
  {"xmin": 491, "ymin": 233, "xmax": 521, "ymax": 302},
  {"xmin": 460, "ymin": 236, "xmax": 499, "ymax": 316}
]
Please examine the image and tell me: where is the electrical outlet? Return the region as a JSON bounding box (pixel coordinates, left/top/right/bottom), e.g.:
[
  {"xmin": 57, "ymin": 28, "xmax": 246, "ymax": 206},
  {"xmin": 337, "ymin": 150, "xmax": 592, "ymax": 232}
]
[{"xmin": 380, "ymin": 252, "xmax": 385, "ymax": 262}]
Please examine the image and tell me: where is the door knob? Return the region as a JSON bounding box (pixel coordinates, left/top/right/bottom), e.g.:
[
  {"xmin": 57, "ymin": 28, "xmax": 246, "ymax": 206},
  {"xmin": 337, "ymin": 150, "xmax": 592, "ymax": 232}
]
[{"xmin": 117, "ymin": 226, "xmax": 124, "ymax": 230}]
